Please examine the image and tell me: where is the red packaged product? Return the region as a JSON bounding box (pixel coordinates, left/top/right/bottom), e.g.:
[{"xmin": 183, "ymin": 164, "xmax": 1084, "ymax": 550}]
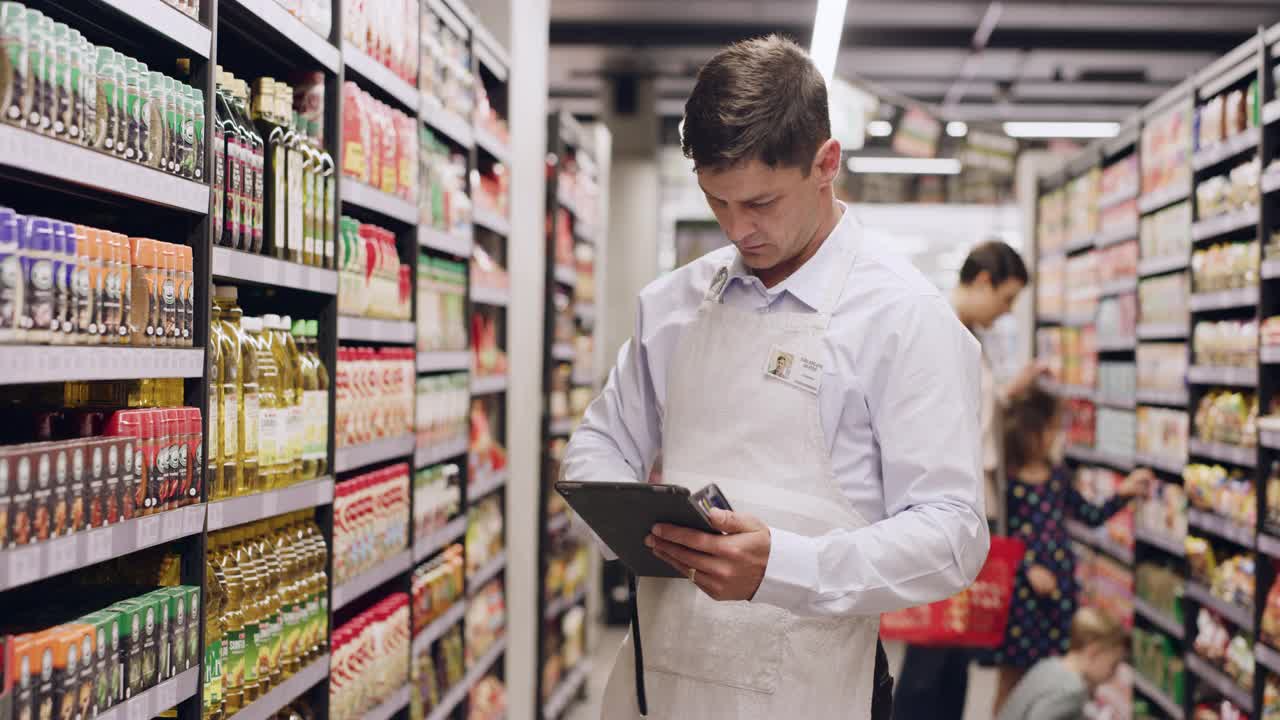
[{"xmin": 342, "ymin": 83, "xmax": 367, "ymax": 183}]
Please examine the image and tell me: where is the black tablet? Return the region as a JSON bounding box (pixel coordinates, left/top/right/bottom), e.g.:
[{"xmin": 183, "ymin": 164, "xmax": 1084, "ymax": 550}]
[{"xmin": 555, "ymin": 481, "xmax": 723, "ymax": 578}]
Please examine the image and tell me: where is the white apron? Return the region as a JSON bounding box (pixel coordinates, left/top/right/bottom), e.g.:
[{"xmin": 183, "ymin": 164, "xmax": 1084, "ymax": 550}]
[{"xmin": 602, "ymin": 238, "xmax": 880, "ymax": 719}]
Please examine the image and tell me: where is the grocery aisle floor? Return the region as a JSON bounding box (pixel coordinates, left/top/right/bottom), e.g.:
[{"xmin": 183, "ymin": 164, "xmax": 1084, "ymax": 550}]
[{"xmin": 565, "ymin": 629, "xmax": 997, "ymax": 719}]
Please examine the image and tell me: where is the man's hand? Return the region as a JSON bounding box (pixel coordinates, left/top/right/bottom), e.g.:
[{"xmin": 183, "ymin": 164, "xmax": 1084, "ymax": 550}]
[
  {"xmin": 1027, "ymin": 564, "xmax": 1057, "ymax": 597},
  {"xmin": 645, "ymin": 508, "xmax": 771, "ymax": 601},
  {"xmin": 1119, "ymin": 468, "xmax": 1155, "ymax": 499}
]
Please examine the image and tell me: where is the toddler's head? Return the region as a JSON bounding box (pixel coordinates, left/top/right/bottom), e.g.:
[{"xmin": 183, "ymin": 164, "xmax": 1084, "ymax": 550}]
[
  {"xmin": 1069, "ymin": 607, "xmax": 1127, "ymax": 689},
  {"xmin": 1003, "ymin": 385, "xmax": 1060, "ymax": 472}
]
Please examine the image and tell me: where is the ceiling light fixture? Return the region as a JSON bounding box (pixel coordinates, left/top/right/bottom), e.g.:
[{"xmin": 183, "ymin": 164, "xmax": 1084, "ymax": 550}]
[
  {"xmin": 946, "ymin": 121, "xmax": 968, "ymax": 138},
  {"xmin": 809, "ymin": 0, "xmax": 849, "ymax": 83},
  {"xmin": 867, "ymin": 120, "xmax": 893, "ymax": 137},
  {"xmin": 847, "ymin": 157, "xmax": 963, "ymax": 175},
  {"xmin": 1002, "ymin": 121, "xmax": 1121, "ymax": 139}
]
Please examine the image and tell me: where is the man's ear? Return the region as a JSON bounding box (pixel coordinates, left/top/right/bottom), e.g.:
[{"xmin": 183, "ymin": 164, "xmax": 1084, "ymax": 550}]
[{"xmin": 814, "ymin": 138, "xmax": 842, "ymax": 187}]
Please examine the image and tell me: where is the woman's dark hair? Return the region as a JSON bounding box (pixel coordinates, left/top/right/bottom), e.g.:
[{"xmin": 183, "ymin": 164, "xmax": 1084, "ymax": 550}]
[
  {"xmin": 959, "ymin": 241, "xmax": 1029, "ymax": 287},
  {"xmin": 681, "ymin": 35, "xmax": 830, "ymax": 173},
  {"xmin": 1004, "ymin": 386, "xmax": 1060, "ymax": 472}
]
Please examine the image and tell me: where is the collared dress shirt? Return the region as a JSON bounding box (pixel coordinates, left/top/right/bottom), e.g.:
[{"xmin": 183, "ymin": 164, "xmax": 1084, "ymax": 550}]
[{"xmin": 563, "ymin": 206, "xmax": 990, "ymax": 617}]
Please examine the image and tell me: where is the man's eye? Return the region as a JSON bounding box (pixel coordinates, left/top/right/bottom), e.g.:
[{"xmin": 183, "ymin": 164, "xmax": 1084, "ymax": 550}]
[{"xmin": 750, "ymin": 199, "xmax": 774, "ymax": 209}]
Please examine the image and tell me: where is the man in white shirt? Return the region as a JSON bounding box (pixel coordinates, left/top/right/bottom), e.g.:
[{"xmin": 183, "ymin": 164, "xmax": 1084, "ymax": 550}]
[{"xmin": 562, "ymin": 35, "xmax": 989, "ymax": 720}]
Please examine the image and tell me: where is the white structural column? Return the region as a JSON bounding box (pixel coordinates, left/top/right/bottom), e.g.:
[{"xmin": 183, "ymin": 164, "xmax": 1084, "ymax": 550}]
[{"xmin": 493, "ymin": 0, "xmax": 550, "ymax": 716}]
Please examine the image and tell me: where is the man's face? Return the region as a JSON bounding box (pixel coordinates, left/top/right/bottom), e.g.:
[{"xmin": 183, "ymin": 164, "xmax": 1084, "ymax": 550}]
[
  {"xmin": 698, "ymin": 144, "xmax": 837, "ymax": 278},
  {"xmin": 969, "ymin": 274, "xmax": 1025, "ymax": 328}
]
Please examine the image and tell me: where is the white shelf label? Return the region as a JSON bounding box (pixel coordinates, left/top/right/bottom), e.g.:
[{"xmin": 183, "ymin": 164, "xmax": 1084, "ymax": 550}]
[
  {"xmin": 46, "ymin": 535, "xmax": 77, "ymax": 575},
  {"xmin": 161, "ymin": 510, "xmax": 184, "ymax": 541},
  {"xmin": 86, "ymin": 527, "xmax": 116, "ymax": 565},
  {"xmin": 136, "ymin": 516, "xmax": 161, "ymax": 548},
  {"xmin": 8, "ymin": 545, "xmax": 41, "ymax": 587}
]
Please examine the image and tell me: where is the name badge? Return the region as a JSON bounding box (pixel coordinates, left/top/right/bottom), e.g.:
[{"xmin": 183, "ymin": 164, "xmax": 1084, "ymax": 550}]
[{"xmin": 764, "ymin": 344, "xmax": 822, "ymax": 395}]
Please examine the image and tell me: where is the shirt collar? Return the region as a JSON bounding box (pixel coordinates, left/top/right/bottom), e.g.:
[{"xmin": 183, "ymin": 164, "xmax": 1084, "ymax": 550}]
[{"xmin": 725, "ymin": 202, "xmax": 856, "ymax": 311}]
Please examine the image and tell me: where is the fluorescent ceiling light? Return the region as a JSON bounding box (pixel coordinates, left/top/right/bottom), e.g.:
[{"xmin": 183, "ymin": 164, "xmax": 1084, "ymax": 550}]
[
  {"xmin": 946, "ymin": 121, "xmax": 968, "ymax": 138},
  {"xmin": 847, "ymin": 157, "xmax": 963, "ymax": 175},
  {"xmin": 1002, "ymin": 121, "xmax": 1120, "ymax": 139},
  {"xmin": 867, "ymin": 120, "xmax": 893, "ymax": 137},
  {"xmin": 809, "ymin": 0, "xmax": 848, "ymax": 82}
]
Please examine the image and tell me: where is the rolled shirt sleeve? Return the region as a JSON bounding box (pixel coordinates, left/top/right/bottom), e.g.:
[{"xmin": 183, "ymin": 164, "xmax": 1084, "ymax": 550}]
[{"xmin": 753, "ymin": 294, "xmax": 991, "ymax": 617}]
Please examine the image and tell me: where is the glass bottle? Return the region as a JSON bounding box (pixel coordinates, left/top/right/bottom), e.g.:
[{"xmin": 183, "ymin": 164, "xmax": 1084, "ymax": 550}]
[
  {"xmin": 214, "ymin": 72, "xmax": 241, "ymax": 249},
  {"xmin": 253, "ymin": 78, "xmax": 287, "ymax": 262},
  {"xmin": 282, "ymin": 114, "xmax": 305, "ymax": 264}
]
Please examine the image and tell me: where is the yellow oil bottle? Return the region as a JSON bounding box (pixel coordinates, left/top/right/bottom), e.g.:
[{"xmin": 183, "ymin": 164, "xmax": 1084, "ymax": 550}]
[
  {"xmin": 253, "ymin": 521, "xmax": 284, "ymax": 690},
  {"xmin": 202, "ymin": 547, "xmax": 226, "ymax": 720},
  {"xmin": 212, "ymin": 286, "xmax": 242, "ymax": 498},
  {"xmin": 233, "ymin": 528, "xmax": 262, "ymax": 704},
  {"xmin": 207, "ymin": 301, "xmax": 224, "ymax": 500},
  {"xmin": 243, "ymin": 316, "xmax": 279, "ymax": 492},
  {"xmin": 237, "ymin": 314, "xmax": 261, "ymax": 495},
  {"xmin": 215, "ymin": 533, "xmax": 246, "ymax": 715},
  {"xmin": 307, "ymin": 321, "xmax": 330, "ymax": 477},
  {"xmin": 262, "ymin": 314, "xmax": 298, "ymax": 487},
  {"xmin": 293, "ymin": 318, "xmax": 320, "ymax": 481},
  {"xmin": 281, "ymin": 315, "xmax": 305, "ymax": 485}
]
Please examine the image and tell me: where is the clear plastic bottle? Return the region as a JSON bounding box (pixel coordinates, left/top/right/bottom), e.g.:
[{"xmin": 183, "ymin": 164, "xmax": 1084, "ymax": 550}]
[
  {"xmin": 307, "ymin": 320, "xmax": 329, "ymax": 477},
  {"xmin": 253, "ymin": 522, "xmax": 284, "ymax": 690},
  {"xmin": 237, "ymin": 528, "xmax": 265, "ymax": 702},
  {"xmin": 243, "ymin": 316, "xmax": 278, "ymax": 492},
  {"xmin": 279, "ymin": 315, "xmax": 304, "ymax": 484},
  {"xmin": 212, "ymin": 286, "xmax": 241, "ymax": 498},
  {"xmin": 207, "ymin": 298, "xmax": 224, "ymax": 499},
  {"xmin": 216, "ymin": 533, "xmax": 247, "ymax": 714},
  {"xmin": 202, "ymin": 553, "xmax": 226, "ymax": 720},
  {"xmin": 238, "ymin": 315, "xmax": 261, "ymax": 497}
]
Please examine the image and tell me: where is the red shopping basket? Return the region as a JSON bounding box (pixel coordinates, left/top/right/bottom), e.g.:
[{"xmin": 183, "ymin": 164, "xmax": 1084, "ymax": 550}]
[{"xmin": 879, "ymin": 535, "xmax": 1025, "ymax": 648}]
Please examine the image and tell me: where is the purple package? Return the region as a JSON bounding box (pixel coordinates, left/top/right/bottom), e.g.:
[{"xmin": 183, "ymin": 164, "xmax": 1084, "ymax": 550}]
[
  {"xmin": 22, "ymin": 215, "xmax": 55, "ymax": 342},
  {"xmin": 0, "ymin": 207, "xmax": 21, "ymax": 340}
]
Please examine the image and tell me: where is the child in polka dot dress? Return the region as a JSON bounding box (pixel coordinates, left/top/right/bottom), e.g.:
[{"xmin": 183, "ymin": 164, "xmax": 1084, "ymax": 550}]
[{"xmin": 982, "ymin": 387, "xmax": 1153, "ymax": 716}]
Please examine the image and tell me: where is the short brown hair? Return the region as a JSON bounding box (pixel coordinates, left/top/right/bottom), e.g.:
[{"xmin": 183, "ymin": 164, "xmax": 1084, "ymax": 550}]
[
  {"xmin": 1069, "ymin": 608, "xmax": 1126, "ymax": 652},
  {"xmin": 960, "ymin": 241, "xmax": 1029, "ymax": 286},
  {"xmin": 681, "ymin": 35, "xmax": 830, "ymax": 172},
  {"xmin": 1003, "ymin": 386, "xmax": 1059, "ymax": 473}
]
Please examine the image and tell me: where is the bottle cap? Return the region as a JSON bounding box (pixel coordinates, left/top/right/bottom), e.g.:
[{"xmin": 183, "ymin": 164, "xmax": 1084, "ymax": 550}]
[
  {"xmin": 263, "ymin": 313, "xmax": 281, "ymax": 330},
  {"xmin": 215, "ymin": 285, "xmax": 238, "ymax": 301}
]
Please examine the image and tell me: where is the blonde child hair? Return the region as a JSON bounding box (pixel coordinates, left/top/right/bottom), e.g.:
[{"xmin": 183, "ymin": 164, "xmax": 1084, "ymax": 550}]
[{"xmin": 1069, "ymin": 607, "xmax": 1126, "ymax": 653}]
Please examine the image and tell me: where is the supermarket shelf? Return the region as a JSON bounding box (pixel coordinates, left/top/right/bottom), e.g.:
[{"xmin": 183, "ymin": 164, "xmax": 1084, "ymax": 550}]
[
  {"xmin": 1189, "ymin": 286, "xmax": 1258, "ymax": 312},
  {"xmin": 1188, "ymin": 508, "xmax": 1255, "ymax": 548},
  {"xmin": 340, "ymin": 178, "xmax": 418, "ymax": 225},
  {"xmin": 544, "ymin": 587, "xmax": 587, "ymax": 621},
  {"xmin": 415, "ymin": 434, "xmax": 469, "ymax": 469},
  {"xmin": 475, "ymin": 128, "xmax": 511, "ymax": 165},
  {"xmin": 1133, "ymin": 672, "xmax": 1185, "ymax": 720},
  {"xmin": 1190, "ymin": 207, "xmax": 1257, "ymax": 243},
  {"xmin": 1263, "ymin": 168, "xmax": 1280, "ymax": 196},
  {"xmin": 206, "ymin": 476, "xmax": 334, "ymax": 531},
  {"xmin": 0, "ymin": 123, "xmax": 210, "ymax": 213},
  {"xmin": 1098, "ymin": 186, "xmax": 1139, "ymax": 211},
  {"xmin": 1187, "ymin": 365, "xmax": 1257, "ymax": 387},
  {"xmin": 0, "ymin": 346, "xmax": 203, "ymax": 385},
  {"xmin": 101, "ymin": 0, "xmax": 210, "ymax": 57},
  {"xmin": 1257, "ymin": 643, "xmax": 1280, "ymax": 676},
  {"xmin": 549, "ymin": 417, "xmax": 576, "ymax": 436},
  {"xmin": 420, "ymin": 99, "xmax": 476, "ymax": 149},
  {"xmin": 226, "ymin": 654, "xmax": 330, "ymax": 720},
  {"xmin": 365, "ymin": 684, "xmax": 411, "ymax": 720},
  {"xmin": 1100, "ymin": 277, "xmax": 1137, "ymax": 296},
  {"xmin": 1136, "ymin": 322, "xmax": 1189, "ymax": 340},
  {"xmin": 414, "ymin": 515, "xmax": 467, "ymax": 563},
  {"xmin": 1138, "ymin": 254, "xmax": 1190, "ymax": 277},
  {"xmin": 212, "ymin": 247, "xmax": 338, "ymax": 295},
  {"xmin": 1263, "ymin": 258, "xmax": 1280, "ymax": 279},
  {"xmin": 1185, "ymin": 581, "xmax": 1253, "ymax": 631},
  {"xmin": 552, "ymin": 342, "xmax": 575, "ymax": 362},
  {"xmin": 1065, "ymin": 519, "xmax": 1134, "ymax": 564},
  {"xmin": 576, "ymin": 303, "xmax": 597, "ymax": 324},
  {"xmin": 0, "ymin": 504, "xmax": 205, "ymax": 591},
  {"xmin": 1135, "ymin": 388, "xmax": 1189, "ymax": 407},
  {"xmin": 543, "ymin": 660, "xmax": 592, "ymax": 720},
  {"xmin": 424, "ymin": 665, "xmax": 473, "ymax": 720},
  {"xmin": 1191, "ymin": 128, "xmax": 1260, "ymax": 172},
  {"xmin": 1259, "ymin": 532, "xmax": 1280, "ymax": 560},
  {"xmin": 1185, "ymin": 652, "xmax": 1252, "ymax": 712},
  {"xmin": 571, "ymin": 368, "xmax": 596, "ymax": 387},
  {"xmin": 1266, "ymin": 98, "xmax": 1280, "ymax": 127},
  {"xmin": 470, "ymin": 468, "xmax": 507, "ymax": 503},
  {"xmin": 1134, "ymin": 525, "xmax": 1186, "ymax": 556},
  {"xmin": 341, "ymin": 42, "xmax": 419, "ymax": 111},
  {"xmin": 419, "ymin": 225, "xmax": 475, "ymax": 258},
  {"xmin": 223, "ymin": 0, "xmax": 339, "ymax": 72},
  {"xmin": 472, "ymin": 374, "xmax": 508, "ymax": 395},
  {"xmin": 417, "ymin": 350, "xmax": 471, "ymax": 373},
  {"xmin": 1264, "ymin": 345, "xmax": 1280, "ymax": 364},
  {"xmin": 1040, "ymin": 379, "xmax": 1095, "ymax": 401},
  {"xmin": 334, "ymin": 434, "xmax": 417, "ymax": 474},
  {"xmin": 1095, "ymin": 394, "xmax": 1137, "ymax": 411},
  {"xmin": 1188, "ymin": 438, "xmax": 1255, "ymax": 468},
  {"xmin": 1266, "ymin": 430, "xmax": 1280, "ymax": 450},
  {"xmin": 332, "ymin": 549, "xmax": 413, "ymax": 611},
  {"xmin": 336, "ymin": 316, "xmax": 416, "ymax": 344},
  {"xmin": 470, "ymin": 285, "xmax": 510, "ymax": 306},
  {"xmin": 1065, "ymin": 234, "xmax": 1096, "ymax": 254},
  {"xmin": 1138, "ymin": 180, "xmax": 1191, "ymax": 215},
  {"xmin": 468, "ymin": 551, "xmax": 507, "ymax": 592},
  {"xmin": 1096, "ymin": 336, "xmax": 1137, "ymax": 352},
  {"xmin": 1133, "ymin": 596, "xmax": 1184, "ymax": 640},
  {"xmin": 97, "ymin": 667, "xmax": 199, "ymax": 720},
  {"xmin": 412, "ymin": 601, "xmax": 466, "ymax": 656},
  {"xmin": 555, "ymin": 264, "xmax": 578, "ymax": 286},
  {"xmin": 1037, "ymin": 315, "xmax": 1063, "ymax": 328},
  {"xmin": 1064, "ymin": 445, "xmax": 1135, "ymax": 472},
  {"xmin": 1062, "ymin": 312, "xmax": 1095, "ymax": 328},
  {"xmin": 474, "ymin": 208, "xmax": 512, "ymax": 237}
]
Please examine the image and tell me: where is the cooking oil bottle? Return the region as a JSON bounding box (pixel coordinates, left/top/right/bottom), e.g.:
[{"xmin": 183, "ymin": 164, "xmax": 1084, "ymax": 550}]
[
  {"xmin": 262, "ymin": 314, "xmax": 298, "ymax": 487},
  {"xmin": 290, "ymin": 318, "xmax": 319, "ymax": 481},
  {"xmin": 244, "ymin": 316, "xmax": 279, "ymax": 491},
  {"xmin": 253, "ymin": 521, "xmax": 284, "ymax": 690},
  {"xmin": 202, "ymin": 549, "xmax": 226, "ymax": 720},
  {"xmin": 212, "ymin": 286, "xmax": 241, "ymax": 498},
  {"xmin": 207, "ymin": 298, "xmax": 224, "ymax": 499},
  {"xmin": 215, "ymin": 532, "xmax": 246, "ymax": 715},
  {"xmin": 237, "ymin": 314, "xmax": 260, "ymax": 496},
  {"xmin": 271, "ymin": 515, "xmax": 299, "ymax": 676},
  {"xmin": 233, "ymin": 528, "xmax": 262, "ymax": 704},
  {"xmin": 308, "ymin": 321, "xmax": 330, "ymax": 477},
  {"xmin": 282, "ymin": 316, "xmax": 305, "ymax": 485}
]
